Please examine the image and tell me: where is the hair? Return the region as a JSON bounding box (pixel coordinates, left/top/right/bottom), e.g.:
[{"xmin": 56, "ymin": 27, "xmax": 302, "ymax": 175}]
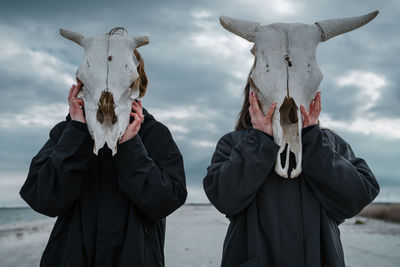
[
  {"xmin": 235, "ymin": 81, "xmax": 252, "ymax": 131},
  {"xmin": 107, "ymin": 27, "xmax": 148, "ymax": 97},
  {"xmin": 133, "ymin": 49, "xmax": 148, "ymax": 97}
]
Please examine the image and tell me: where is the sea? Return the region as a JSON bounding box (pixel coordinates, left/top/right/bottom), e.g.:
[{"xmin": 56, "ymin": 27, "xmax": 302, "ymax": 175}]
[{"xmin": 0, "ymin": 207, "xmax": 48, "ymax": 226}]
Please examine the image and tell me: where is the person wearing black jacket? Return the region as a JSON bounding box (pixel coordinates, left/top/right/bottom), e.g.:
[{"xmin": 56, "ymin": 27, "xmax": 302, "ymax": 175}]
[
  {"xmin": 20, "ymin": 81, "xmax": 187, "ymax": 266},
  {"xmin": 203, "ymin": 89, "xmax": 380, "ymax": 267}
]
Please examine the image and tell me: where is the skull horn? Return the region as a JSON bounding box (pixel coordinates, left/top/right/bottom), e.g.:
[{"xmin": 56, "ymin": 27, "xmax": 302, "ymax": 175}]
[
  {"xmin": 59, "ymin": 29, "xmax": 88, "ymax": 47},
  {"xmin": 219, "ymin": 16, "xmax": 260, "ymax": 42},
  {"xmin": 133, "ymin": 36, "xmax": 150, "ymax": 48},
  {"xmin": 315, "ymin": 10, "xmax": 379, "ymax": 42}
]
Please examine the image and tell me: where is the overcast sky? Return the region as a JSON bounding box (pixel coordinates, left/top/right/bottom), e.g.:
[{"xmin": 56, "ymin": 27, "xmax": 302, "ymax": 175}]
[{"xmin": 0, "ymin": 0, "xmax": 399, "ymax": 206}]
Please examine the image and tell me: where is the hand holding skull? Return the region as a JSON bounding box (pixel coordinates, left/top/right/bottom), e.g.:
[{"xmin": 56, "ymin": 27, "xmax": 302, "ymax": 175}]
[
  {"xmin": 68, "ymin": 81, "xmax": 86, "ymax": 123},
  {"xmin": 119, "ymin": 100, "xmax": 145, "ymax": 144},
  {"xmin": 300, "ymin": 91, "xmax": 321, "ymax": 128},
  {"xmin": 249, "ymin": 91, "xmax": 277, "ymax": 136}
]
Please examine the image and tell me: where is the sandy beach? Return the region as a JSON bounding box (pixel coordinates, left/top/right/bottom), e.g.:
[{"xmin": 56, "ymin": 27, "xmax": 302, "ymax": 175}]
[{"xmin": 0, "ymin": 204, "xmax": 399, "ymax": 267}]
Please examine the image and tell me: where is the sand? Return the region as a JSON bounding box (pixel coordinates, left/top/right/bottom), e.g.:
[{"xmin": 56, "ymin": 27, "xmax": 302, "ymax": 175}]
[{"xmin": 0, "ymin": 204, "xmax": 399, "ymax": 267}]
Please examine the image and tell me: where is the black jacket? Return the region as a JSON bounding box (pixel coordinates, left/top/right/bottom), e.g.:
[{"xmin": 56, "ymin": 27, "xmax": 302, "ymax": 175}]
[
  {"xmin": 20, "ymin": 108, "xmax": 187, "ymax": 267},
  {"xmin": 203, "ymin": 125, "xmax": 379, "ymax": 267}
]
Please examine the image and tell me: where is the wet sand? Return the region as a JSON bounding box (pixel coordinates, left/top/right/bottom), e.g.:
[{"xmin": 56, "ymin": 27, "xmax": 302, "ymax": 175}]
[{"xmin": 0, "ymin": 204, "xmax": 399, "ymax": 267}]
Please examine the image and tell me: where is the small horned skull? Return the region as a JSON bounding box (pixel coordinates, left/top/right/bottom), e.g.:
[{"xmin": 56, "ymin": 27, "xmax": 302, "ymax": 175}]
[
  {"xmin": 220, "ymin": 11, "xmax": 379, "ymax": 178},
  {"xmin": 60, "ymin": 28, "xmax": 149, "ymax": 155}
]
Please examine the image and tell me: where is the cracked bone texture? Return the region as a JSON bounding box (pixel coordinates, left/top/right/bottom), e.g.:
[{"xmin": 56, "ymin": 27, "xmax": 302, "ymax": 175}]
[
  {"xmin": 219, "ymin": 16, "xmax": 260, "ymax": 42},
  {"xmin": 220, "ymin": 11, "xmax": 378, "ymax": 178},
  {"xmin": 315, "ymin": 10, "xmax": 379, "ymax": 42},
  {"xmin": 60, "ymin": 29, "xmax": 149, "ymax": 155}
]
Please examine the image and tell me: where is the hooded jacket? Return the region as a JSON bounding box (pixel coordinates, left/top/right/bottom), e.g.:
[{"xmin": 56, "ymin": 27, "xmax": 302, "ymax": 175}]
[
  {"xmin": 203, "ymin": 125, "xmax": 379, "ymax": 267},
  {"xmin": 20, "ymin": 108, "xmax": 187, "ymax": 267}
]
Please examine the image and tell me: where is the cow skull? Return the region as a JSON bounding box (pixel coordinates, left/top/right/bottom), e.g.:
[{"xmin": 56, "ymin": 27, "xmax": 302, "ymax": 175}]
[
  {"xmin": 60, "ymin": 28, "xmax": 149, "ymax": 155},
  {"xmin": 220, "ymin": 11, "xmax": 379, "ymax": 178}
]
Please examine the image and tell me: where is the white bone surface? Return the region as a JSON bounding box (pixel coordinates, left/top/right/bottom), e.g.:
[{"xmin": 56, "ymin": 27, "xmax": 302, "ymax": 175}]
[
  {"xmin": 220, "ymin": 11, "xmax": 378, "ymax": 178},
  {"xmin": 60, "ymin": 29, "xmax": 149, "ymax": 155}
]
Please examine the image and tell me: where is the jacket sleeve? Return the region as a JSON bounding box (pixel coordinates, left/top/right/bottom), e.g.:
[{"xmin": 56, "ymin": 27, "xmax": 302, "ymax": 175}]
[
  {"xmin": 203, "ymin": 129, "xmax": 280, "ymax": 216},
  {"xmin": 302, "ymin": 125, "xmax": 380, "ymax": 222},
  {"xmin": 114, "ymin": 123, "xmax": 187, "ymax": 221},
  {"xmin": 19, "ymin": 120, "xmax": 94, "ymax": 217}
]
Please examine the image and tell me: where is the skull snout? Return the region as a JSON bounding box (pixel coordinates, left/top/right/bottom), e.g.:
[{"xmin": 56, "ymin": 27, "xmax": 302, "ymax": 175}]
[
  {"xmin": 96, "ymin": 91, "xmax": 118, "ymax": 126},
  {"xmin": 274, "ymin": 96, "xmax": 303, "ymax": 178}
]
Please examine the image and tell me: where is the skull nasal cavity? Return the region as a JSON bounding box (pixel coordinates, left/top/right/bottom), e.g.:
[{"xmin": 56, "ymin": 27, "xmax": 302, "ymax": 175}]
[
  {"xmin": 279, "ymin": 97, "xmax": 298, "ymax": 124},
  {"xmin": 96, "ymin": 91, "xmax": 118, "ymax": 125}
]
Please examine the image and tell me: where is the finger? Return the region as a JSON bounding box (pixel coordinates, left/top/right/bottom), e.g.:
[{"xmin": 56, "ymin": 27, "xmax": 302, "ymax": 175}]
[
  {"xmin": 248, "ymin": 106, "xmax": 255, "ymax": 122},
  {"xmin": 132, "ymin": 100, "xmax": 142, "ymax": 111},
  {"xmin": 311, "ymin": 92, "xmax": 321, "ymax": 117},
  {"xmin": 251, "ymin": 92, "xmax": 260, "ymax": 113},
  {"xmin": 71, "ymin": 96, "xmax": 84, "ymax": 102},
  {"xmin": 130, "ymin": 112, "xmax": 142, "ymax": 122},
  {"xmin": 249, "ymin": 101, "xmax": 260, "ymax": 122},
  {"xmin": 310, "ymin": 98, "xmax": 315, "ymax": 112},
  {"xmin": 138, "ymin": 110, "xmax": 144, "ymax": 121},
  {"xmin": 130, "ymin": 113, "xmax": 141, "ymax": 127},
  {"xmin": 131, "ymin": 104, "xmax": 142, "ymax": 116},
  {"xmin": 316, "ymin": 91, "xmax": 322, "ymax": 114},
  {"xmin": 132, "ymin": 100, "xmax": 140, "ymax": 108},
  {"xmin": 68, "ymin": 85, "xmax": 75, "ymax": 103},
  {"xmin": 68, "ymin": 85, "xmax": 74, "ymax": 102},
  {"xmin": 76, "ymin": 99, "xmax": 84, "ymax": 106},
  {"xmin": 249, "ymin": 91, "xmax": 254, "ymax": 107},
  {"xmin": 76, "ymin": 80, "xmax": 82, "ymax": 90},
  {"xmin": 300, "ymin": 105, "xmax": 310, "ymax": 122},
  {"xmin": 72, "ymin": 80, "xmax": 82, "ymax": 97},
  {"xmin": 250, "ymin": 92, "xmax": 262, "ymax": 115},
  {"xmin": 126, "ymin": 120, "xmax": 139, "ymax": 133},
  {"xmin": 309, "ymin": 102, "xmax": 315, "ymax": 118},
  {"xmin": 132, "ymin": 101, "xmax": 141, "ymax": 114},
  {"xmin": 249, "ymin": 91, "xmax": 256, "ymax": 107},
  {"xmin": 265, "ymin": 103, "xmax": 277, "ymax": 120},
  {"xmin": 132, "ymin": 101, "xmax": 139, "ymax": 110},
  {"xmin": 71, "ymin": 99, "xmax": 84, "ymax": 108},
  {"xmin": 72, "ymin": 82, "xmax": 81, "ymax": 98},
  {"xmin": 136, "ymin": 101, "xmax": 144, "ymax": 117}
]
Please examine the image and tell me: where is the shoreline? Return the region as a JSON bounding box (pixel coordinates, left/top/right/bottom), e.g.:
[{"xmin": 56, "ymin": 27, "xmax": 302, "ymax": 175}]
[
  {"xmin": 2, "ymin": 201, "xmax": 399, "ymax": 208},
  {"xmin": 1, "ymin": 202, "xmax": 399, "ymax": 223}
]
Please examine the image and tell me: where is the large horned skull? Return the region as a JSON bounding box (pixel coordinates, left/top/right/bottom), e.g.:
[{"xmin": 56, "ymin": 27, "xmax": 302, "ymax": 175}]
[
  {"xmin": 60, "ymin": 28, "xmax": 149, "ymax": 155},
  {"xmin": 220, "ymin": 11, "xmax": 378, "ymax": 178}
]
